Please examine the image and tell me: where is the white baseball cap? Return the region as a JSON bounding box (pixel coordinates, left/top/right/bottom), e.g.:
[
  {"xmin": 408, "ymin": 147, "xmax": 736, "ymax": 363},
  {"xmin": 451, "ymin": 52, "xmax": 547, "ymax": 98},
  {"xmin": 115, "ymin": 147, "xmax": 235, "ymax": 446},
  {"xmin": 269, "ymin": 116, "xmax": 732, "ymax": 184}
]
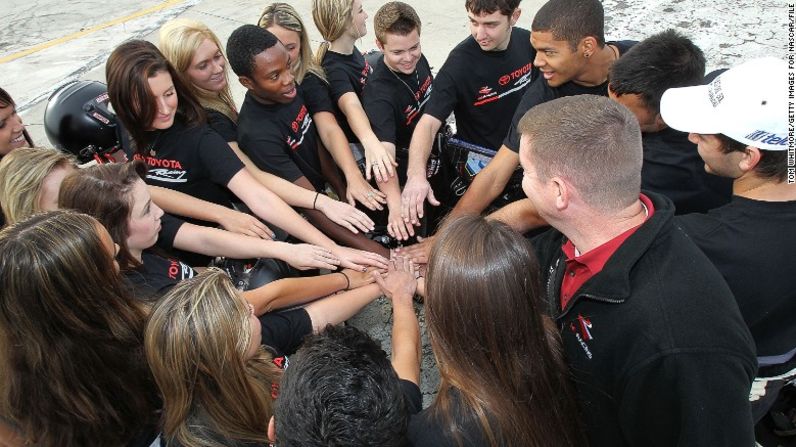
[{"xmin": 660, "ymin": 57, "xmax": 788, "ymax": 151}]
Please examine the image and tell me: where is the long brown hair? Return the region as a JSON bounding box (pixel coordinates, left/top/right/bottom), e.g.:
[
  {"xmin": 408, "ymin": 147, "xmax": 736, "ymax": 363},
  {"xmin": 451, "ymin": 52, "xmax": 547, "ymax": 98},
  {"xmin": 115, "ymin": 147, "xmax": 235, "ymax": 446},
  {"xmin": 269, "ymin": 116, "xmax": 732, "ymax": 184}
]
[
  {"xmin": 146, "ymin": 269, "xmax": 281, "ymax": 447},
  {"xmin": 0, "ymin": 210, "xmax": 158, "ymax": 446},
  {"xmin": 105, "ymin": 39, "xmax": 206, "ymax": 151},
  {"xmin": 426, "ymin": 216, "xmax": 584, "ymax": 446},
  {"xmin": 58, "ymin": 160, "xmax": 148, "ymax": 270}
]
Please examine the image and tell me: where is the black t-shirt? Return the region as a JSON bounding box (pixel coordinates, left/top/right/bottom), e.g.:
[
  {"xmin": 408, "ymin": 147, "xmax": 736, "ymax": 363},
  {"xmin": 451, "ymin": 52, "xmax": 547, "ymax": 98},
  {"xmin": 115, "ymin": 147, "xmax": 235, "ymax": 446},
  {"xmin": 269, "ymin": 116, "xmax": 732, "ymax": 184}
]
[
  {"xmin": 257, "ymin": 308, "xmax": 312, "ymax": 358},
  {"xmin": 676, "ymin": 196, "xmax": 796, "ymax": 375},
  {"xmin": 237, "ymin": 91, "xmax": 325, "ymax": 191},
  {"xmin": 298, "ymin": 72, "xmax": 336, "ymax": 115},
  {"xmin": 408, "ymin": 389, "xmax": 490, "ymax": 446},
  {"xmin": 504, "ymin": 40, "xmax": 637, "ymax": 152},
  {"xmin": 641, "ymin": 127, "xmax": 732, "ymax": 214},
  {"xmin": 125, "ymin": 250, "xmax": 197, "ymax": 302},
  {"xmin": 362, "ymin": 54, "xmax": 434, "ymax": 154},
  {"xmin": 132, "ymin": 120, "xmax": 244, "ymax": 215},
  {"xmin": 321, "ymin": 47, "xmax": 373, "ymax": 143},
  {"xmin": 206, "ymin": 109, "xmax": 237, "ymax": 143},
  {"xmin": 155, "ymin": 213, "xmax": 185, "ymax": 251},
  {"xmin": 424, "ymin": 27, "xmax": 536, "ymax": 150}
]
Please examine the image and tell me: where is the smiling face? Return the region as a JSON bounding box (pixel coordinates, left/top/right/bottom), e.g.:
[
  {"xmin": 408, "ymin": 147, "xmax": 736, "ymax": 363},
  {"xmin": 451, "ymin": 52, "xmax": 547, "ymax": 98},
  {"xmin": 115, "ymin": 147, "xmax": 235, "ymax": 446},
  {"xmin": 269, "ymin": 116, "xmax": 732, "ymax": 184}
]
[
  {"xmin": 467, "ymin": 8, "xmax": 517, "ymax": 52},
  {"xmin": 147, "ymin": 70, "xmax": 178, "ymax": 130},
  {"xmin": 186, "ymin": 38, "xmax": 227, "ymax": 92},
  {"xmin": 531, "ymin": 31, "xmax": 584, "ymax": 88},
  {"xmin": 242, "ymin": 43, "xmax": 297, "ymax": 105},
  {"xmin": 0, "ymin": 103, "xmax": 28, "ymax": 156},
  {"xmin": 378, "ymin": 29, "xmax": 422, "ymax": 75},
  {"xmin": 266, "ymin": 24, "xmax": 301, "ymax": 72},
  {"xmin": 350, "ymin": 0, "xmax": 368, "ymax": 39},
  {"xmin": 125, "ymin": 179, "xmax": 164, "ymax": 257}
]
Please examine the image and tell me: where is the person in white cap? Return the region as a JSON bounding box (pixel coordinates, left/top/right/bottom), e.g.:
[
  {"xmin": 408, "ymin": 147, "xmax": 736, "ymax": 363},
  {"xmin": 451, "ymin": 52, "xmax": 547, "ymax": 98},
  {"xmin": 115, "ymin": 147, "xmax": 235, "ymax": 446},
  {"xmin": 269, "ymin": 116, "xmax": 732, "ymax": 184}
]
[{"xmin": 661, "ymin": 56, "xmax": 796, "ymax": 423}]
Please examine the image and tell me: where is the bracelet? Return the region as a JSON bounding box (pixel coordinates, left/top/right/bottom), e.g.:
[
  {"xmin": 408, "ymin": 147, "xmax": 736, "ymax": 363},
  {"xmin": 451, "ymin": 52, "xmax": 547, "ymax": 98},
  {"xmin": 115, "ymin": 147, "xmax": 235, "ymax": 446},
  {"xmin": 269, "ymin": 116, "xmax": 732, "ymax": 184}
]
[
  {"xmin": 339, "ymin": 271, "xmax": 350, "ymax": 290},
  {"xmin": 312, "ymin": 192, "xmax": 320, "ymax": 210}
]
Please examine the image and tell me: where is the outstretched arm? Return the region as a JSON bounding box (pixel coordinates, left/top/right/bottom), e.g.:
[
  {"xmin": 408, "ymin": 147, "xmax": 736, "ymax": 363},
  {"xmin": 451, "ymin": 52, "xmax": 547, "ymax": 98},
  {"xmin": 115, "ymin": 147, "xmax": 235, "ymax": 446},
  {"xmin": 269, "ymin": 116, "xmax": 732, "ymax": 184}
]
[
  {"xmin": 449, "ymin": 146, "xmax": 520, "ymax": 218},
  {"xmin": 149, "ymin": 185, "xmax": 273, "ymax": 239},
  {"xmin": 172, "ymin": 222, "xmax": 340, "ymax": 271},
  {"xmin": 304, "ymin": 282, "xmax": 383, "ymax": 331},
  {"xmin": 227, "ymin": 169, "xmax": 388, "ymax": 271},
  {"xmin": 338, "ymin": 92, "xmax": 398, "ymax": 182},
  {"xmin": 244, "ymin": 268, "xmax": 374, "ymax": 315},
  {"xmin": 314, "ymin": 111, "xmax": 386, "ymax": 210},
  {"xmin": 228, "ymin": 141, "xmax": 375, "ymax": 234},
  {"xmin": 401, "ymin": 114, "xmax": 443, "ymax": 226},
  {"xmin": 373, "ymin": 257, "xmax": 421, "ymax": 385}
]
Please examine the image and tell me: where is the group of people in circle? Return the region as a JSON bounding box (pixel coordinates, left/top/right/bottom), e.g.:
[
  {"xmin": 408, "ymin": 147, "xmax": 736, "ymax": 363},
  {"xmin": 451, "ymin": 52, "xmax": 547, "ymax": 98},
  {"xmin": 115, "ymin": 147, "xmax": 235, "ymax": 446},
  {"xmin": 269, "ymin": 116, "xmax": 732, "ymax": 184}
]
[{"xmin": 1, "ymin": 0, "xmax": 795, "ymax": 445}]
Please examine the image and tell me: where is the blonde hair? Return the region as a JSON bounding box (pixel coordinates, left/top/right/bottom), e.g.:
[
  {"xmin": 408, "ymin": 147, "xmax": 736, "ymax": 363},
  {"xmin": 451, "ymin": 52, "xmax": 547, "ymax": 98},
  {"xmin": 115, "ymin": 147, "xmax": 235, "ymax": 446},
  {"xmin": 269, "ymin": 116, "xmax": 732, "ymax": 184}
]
[
  {"xmin": 258, "ymin": 2, "xmax": 327, "ymax": 83},
  {"xmin": 158, "ymin": 18, "xmax": 238, "ymax": 122},
  {"xmin": 311, "ymin": 0, "xmax": 355, "ymax": 65},
  {"xmin": 145, "ymin": 268, "xmax": 281, "ymax": 447},
  {"xmin": 0, "ymin": 147, "xmax": 75, "ymax": 225}
]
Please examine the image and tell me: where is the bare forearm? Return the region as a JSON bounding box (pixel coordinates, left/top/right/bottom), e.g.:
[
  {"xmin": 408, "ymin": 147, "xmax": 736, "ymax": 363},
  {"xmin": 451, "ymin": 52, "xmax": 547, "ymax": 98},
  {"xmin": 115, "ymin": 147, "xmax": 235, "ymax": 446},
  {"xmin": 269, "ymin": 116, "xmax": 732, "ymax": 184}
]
[
  {"xmin": 487, "ymin": 198, "xmax": 549, "ymax": 233},
  {"xmin": 149, "ymin": 186, "xmax": 230, "ymax": 224},
  {"xmin": 305, "ymin": 283, "xmax": 382, "ymax": 331},
  {"xmin": 172, "ymin": 224, "xmax": 287, "ymax": 259},
  {"xmin": 407, "ymin": 115, "xmax": 442, "ymax": 178},
  {"xmin": 229, "ymin": 142, "xmax": 317, "ymax": 208},
  {"xmin": 244, "ymin": 272, "xmax": 349, "ymax": 315},
  {"xmin": 315, "ymin": 112, "xmax": 363, "ymax": 179},
  {"xmin": 391, "ymin": 297, "xmax": 421, "ymax": 385}
]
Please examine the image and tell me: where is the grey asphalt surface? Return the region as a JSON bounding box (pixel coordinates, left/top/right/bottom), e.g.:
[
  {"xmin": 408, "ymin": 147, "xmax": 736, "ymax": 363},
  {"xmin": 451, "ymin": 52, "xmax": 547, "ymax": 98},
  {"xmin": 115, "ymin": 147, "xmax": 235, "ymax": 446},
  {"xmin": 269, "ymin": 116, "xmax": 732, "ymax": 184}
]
[{"xmin": 0, "ymin": 0, "xmax": 782, "ymax": 405}]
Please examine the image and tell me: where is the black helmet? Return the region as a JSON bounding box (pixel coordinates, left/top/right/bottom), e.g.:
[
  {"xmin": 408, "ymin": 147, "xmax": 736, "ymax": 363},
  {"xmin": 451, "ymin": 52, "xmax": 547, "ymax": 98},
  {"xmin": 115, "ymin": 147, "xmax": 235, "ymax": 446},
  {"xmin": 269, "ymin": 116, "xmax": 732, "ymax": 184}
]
[{"xmin": 44, "ymin": 80, "xmax": 125, "ymax": 163}]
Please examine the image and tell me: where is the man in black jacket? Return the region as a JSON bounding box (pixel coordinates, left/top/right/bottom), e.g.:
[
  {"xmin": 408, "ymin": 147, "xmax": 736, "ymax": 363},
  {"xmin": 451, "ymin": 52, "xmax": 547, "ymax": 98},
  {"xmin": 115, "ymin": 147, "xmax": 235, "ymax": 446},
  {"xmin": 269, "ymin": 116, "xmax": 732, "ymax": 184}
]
[{"xmin": 516, "ymin": 94, "xmax": 756, "ymax": 445}]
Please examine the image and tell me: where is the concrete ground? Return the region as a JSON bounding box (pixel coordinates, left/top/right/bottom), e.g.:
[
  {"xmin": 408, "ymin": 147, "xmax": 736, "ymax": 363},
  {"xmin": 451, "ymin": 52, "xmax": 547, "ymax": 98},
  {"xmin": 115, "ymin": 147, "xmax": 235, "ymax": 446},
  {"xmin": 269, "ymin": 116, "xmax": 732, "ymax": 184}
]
[{"xmin": 0, "ymin": 0, "xmax": 782, "ymax": 407}]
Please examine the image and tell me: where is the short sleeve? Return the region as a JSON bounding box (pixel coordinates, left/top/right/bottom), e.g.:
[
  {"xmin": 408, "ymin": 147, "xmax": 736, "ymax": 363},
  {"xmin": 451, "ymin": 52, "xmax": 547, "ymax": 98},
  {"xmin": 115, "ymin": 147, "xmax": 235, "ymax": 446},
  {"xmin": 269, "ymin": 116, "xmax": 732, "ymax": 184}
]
[
  {"xmin": 363, "ymin": 78, "xmax": 398, "ymax": 144},
  {"xmin": 155, "ymin": 213, "xmax": 186, "ymax": 250},
  {"xmin": 241, "ymin": 124, "xmax": 306, "ymax": 184},
  {"xmin": 502, "ymin": 79, "xmax": 549, "ymax": 152},
  {"xmin": 324, "ymin": 59, "xmax": 358, "ymax": 103},
  {"xmin": 206, "ymin": 109, "xmax": 238, "ymax": 142},
  {"xmin": 258, "ymin": 308, "xmax": 313, "ymax": 357},
  {"xmin": 196, "ymin": 128, "xmax": 244, "ymax": 186},
  {"xmin": 400, "ymin": 379, "xmax": 423, "ymax": 415},
  {"xmin": 301, "ymin": 74, "xmax": 335, "ymax": 114},
  {"xmin": 423, "ymin": 64, "xmax": 459, "ymax": 122}
]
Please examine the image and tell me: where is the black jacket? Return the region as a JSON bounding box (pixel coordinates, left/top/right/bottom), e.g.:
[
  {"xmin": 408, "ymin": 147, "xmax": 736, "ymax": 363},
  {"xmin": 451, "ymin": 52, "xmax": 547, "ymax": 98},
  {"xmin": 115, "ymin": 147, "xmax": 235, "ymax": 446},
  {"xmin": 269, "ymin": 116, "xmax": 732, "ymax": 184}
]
[{"xmin": 532, "ymin": 192, "xmax": 756, "ymax": 446}]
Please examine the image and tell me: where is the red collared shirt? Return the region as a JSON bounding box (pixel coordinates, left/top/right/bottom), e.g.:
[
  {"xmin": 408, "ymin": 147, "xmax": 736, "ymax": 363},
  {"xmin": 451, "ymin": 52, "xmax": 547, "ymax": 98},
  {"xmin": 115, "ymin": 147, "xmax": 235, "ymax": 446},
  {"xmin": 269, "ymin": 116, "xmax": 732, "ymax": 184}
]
[{"xmin": 560, "ymin": 194, "xmax": 655, "ymax": 310}]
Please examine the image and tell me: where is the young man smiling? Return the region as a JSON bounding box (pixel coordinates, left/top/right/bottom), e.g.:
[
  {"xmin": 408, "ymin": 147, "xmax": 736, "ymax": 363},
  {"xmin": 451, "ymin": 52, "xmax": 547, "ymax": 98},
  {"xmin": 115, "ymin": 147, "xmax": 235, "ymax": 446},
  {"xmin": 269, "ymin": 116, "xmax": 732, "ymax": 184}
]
[
  {"xmin": 400, "ymin": 0, "xmax": 536, "ymax": 226},
  {"xmin": 443, "ymin": 0, "xmax": 634, "ymax": 220},
  {"xmin": 362, "ymin": 2, "xmax": 434, "ymax": 241},
  {"xmin": 228, "ymin": 24, "xmax": 389, "ymax": 258}
]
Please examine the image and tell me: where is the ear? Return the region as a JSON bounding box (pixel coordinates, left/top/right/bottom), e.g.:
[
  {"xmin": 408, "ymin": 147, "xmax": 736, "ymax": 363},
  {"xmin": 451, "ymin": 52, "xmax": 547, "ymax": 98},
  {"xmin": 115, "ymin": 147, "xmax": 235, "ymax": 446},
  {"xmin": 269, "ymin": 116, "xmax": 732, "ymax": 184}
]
[
  {"xmin": 550, "ymin": 176, "xmax": 570, "ymax": 211},
  {"xmin": 510, "ymin": 8, "xmax": 522, "ymax": 26},
  {"xmin": 738, "ymin": 146, "xmax": 762, "ymax": 173},
  {"xmin": 238, "ymin": 75, "xmax": 255, "ymax": 91},
  {"xmin": 268, "ymin": 416, "xmax": 276, "ymax": 442},
  {"xmin": 579, "ymin": 36, "xmax": 597, "ymax": 58}
]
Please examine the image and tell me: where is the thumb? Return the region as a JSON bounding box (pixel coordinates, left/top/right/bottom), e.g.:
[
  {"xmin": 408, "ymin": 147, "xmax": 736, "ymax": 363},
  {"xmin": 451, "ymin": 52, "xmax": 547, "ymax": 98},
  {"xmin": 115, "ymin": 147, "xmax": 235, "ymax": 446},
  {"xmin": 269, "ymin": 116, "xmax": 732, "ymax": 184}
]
[{"xmin": 427, "ymin": 188, "xmax": 440, "ymax": 206}]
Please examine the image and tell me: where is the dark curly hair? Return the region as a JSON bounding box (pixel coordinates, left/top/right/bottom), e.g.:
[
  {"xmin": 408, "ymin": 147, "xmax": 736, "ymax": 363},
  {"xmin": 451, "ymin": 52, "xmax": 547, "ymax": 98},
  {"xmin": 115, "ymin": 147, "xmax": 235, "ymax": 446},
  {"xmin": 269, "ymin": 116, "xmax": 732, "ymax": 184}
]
[{"xmin": 227, "ymin": 24, "xmax": 280, "ymax": 79}]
